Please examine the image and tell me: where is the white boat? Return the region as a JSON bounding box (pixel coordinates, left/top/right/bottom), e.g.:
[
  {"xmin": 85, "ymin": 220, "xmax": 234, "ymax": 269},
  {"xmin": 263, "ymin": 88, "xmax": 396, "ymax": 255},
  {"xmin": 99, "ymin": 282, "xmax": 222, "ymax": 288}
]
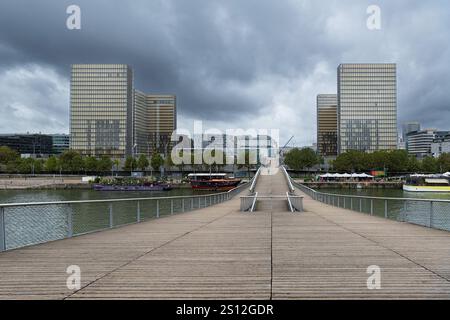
[{"xmin": 403, "ymin": 175, "xmax": 450, "ymax": 192}]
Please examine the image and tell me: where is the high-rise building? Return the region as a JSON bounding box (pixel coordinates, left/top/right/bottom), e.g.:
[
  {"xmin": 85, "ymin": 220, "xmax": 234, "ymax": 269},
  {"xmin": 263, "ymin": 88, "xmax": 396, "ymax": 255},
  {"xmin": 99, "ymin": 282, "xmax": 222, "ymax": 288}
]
[
  {"xmin": 50, "ymin": 134, "xmax": 70, "ymax": 155},
  {"xmin": 317, "ymin": 94, "xmax": 338, "ymax": 157},
  {"xmin": 406, "ymin": 129, "xmax": 447, "ymax": 158},
  {"xmin": 133, "ymin": 91, "xmax": 177, "ymax": 156},
  {"xmin": 337, "ymin": 63, "xmax": 397, "ymax": 153},
  {"xmin": 402, "ymin": 121, "xmax": 421, "ymax": 151},
  {"xmin": 70, "ymin": 64, "xmax": 133, "ymax": 158}
]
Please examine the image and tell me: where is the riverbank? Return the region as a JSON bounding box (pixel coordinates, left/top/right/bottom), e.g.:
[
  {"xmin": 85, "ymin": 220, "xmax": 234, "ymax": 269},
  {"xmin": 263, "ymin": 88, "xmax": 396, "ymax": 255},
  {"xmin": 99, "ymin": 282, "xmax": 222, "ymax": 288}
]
[{"xmin": 297, "ymin": 181, "xmax": 403, "ymax": 189}]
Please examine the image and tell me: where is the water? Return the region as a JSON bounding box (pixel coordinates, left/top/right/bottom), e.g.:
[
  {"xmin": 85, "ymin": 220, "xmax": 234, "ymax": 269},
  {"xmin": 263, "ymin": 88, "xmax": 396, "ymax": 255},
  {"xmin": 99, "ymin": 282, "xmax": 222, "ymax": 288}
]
[
  {"xmin": 0, "ymin": 187, "xmax": 222, "ymax": 250},
  {"xmin": 315, "ymin": 188, "xmax": 450, "ymax": 232}
]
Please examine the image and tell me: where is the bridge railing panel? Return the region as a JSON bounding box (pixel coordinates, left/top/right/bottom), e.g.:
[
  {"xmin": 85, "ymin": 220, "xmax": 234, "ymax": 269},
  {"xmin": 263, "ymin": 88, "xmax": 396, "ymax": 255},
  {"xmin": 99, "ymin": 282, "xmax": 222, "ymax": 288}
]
[
  {"xmin": 0, "ymin": 181, "xmax": 250, "ymax": 252},
  {"xmin": 293, "ymin": 181, "xmax": 450, "ymax": 233}
]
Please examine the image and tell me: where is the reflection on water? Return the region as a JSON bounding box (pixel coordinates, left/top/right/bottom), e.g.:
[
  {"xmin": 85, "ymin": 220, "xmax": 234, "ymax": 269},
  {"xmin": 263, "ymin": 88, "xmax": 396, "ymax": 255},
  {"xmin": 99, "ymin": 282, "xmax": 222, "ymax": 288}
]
[
  {"xmin": 318, "ymin": 188, "xmax": 450, "ymax": 232},
  {"xmin": 0, "ymin": 188, "xmax": 222, "ymax": 250}
]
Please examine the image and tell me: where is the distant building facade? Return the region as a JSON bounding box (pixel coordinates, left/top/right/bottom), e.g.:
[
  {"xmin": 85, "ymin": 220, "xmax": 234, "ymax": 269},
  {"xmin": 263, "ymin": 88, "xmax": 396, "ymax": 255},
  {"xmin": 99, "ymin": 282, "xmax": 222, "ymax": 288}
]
[
  {"xmin": 317, "ymin": 94, "xmax": 338, "ymax": 157},
  {"xmin": 431, "ymin": 132, "xmax": 450, "ymax": 158},
  {"xmin": 0, "ymin": 134, "xmax": 53, "ymax": 157},
  {"xmin": 50, "ymin": 134, "xmax": 70, "ymax": 155},
  {"xmin": 70, "ymin": 64, "xmax": 134, "ymax": 158},
  {"xmin": 406, "ymin": 129, "xmax": 439, "ymax": 158},
  {"xmin": 133, "ymin": 91, "xmax": 177, "ymax": 156},
  {"xmin": 337, "ymin": 63, "xmax": 397, "ymax": 153}
]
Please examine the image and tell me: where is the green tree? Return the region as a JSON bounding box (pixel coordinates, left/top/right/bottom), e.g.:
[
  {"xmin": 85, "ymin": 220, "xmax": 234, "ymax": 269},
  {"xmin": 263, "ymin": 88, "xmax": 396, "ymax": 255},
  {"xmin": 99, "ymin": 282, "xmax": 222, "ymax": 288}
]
[
  {"xmin": 421, "ymin": 156, "xmax": 439, "ymax": 173},
  {"xmin": 124, "ymin": 156, "xmax": 137, "ymax": 172},
  {"xmin": 60, "ymin": 150, "xmax": 84, "ymax": 173},
  {"xmin": 437, "ymin": 153, "xmax": 450, "ymax": 172},
  {"xmin": 137, "ymin": 154, "xmax": 149, "ymax": 171},
  {"xmin": 332, "ymin": 150, "xmax": 368, "ymax": 172},
  {"xmin": 45, "ymin": 156, "xmax": 60, "ymax": 173},
  {"xmin": 407, "ymin": 156, "xmax": 421, "ymax": 173},
  {"xmin": 84, "ymin": 156, "xmax": 98, "ymax": 173},
  {"xmin": 284, "ymin": 148, "xmax": 320, "ymax": 171},
  {"xmin": 0, "ymin": 146, "xmax": 19, "ymax": 164},
  {"xmin": 98, "ymin": 156, "xmax": 113, "ymax": 173},
  {"xmin": 151, "ymin": 153, "xmax": 164, "ymax": 172}
]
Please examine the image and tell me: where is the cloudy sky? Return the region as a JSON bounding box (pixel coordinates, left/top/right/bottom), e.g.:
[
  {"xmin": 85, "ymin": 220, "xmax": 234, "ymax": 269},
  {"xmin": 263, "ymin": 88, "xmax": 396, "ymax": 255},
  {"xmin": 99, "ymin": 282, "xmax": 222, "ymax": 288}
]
[{"xmin": 0, "ymin": 0, "xmax": 449, "ymax": 146}]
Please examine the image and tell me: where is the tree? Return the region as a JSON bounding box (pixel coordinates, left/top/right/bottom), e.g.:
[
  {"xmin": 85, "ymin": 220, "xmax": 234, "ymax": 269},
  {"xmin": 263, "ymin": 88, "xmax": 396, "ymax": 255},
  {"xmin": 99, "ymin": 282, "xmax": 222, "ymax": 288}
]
[
  {"xmin": 284, "ymin": 148, "xmax": 320, "ymax": 171},
  {"xmin": 421, "ymin": 156, "xmax": 439, "ymax": 173},
  {"xmin": 113, "ymin": 159, "xmax": 121, "ymax": 175},
  {"xmin": 407, "ymin": 156, "xmax": 421, "ymax": 173},
  {"xmin": 151, "ymin": 153, "xmax": 164, "ymax": 173},
  {"xmin": 0, "ymin": 146, "xmax": 19, "ymax": 164},
  {"xmin": 60, "ymin": 150, "xmax": 83, "ymax": 173},
  {"xmin": 124, "ymin": 156, "xmax": 137, "ymax": 172},
  {"xmin": 437, "ymin": 153, "xmax": 450, "ymax": 173},
  {"xmin": 98, "ymin": 156, "xmax": 113, "ymax": 173},
  {"xmin": 137, "ymin": 154, "xmax": 149, "ymax": 171},
  {"xmin": 45, "ymin": 156, "xmax": 60, "ymax": 173},
  {"xmin": 84, "ymin": 156, "xmax": 98, "ymax": 173}
]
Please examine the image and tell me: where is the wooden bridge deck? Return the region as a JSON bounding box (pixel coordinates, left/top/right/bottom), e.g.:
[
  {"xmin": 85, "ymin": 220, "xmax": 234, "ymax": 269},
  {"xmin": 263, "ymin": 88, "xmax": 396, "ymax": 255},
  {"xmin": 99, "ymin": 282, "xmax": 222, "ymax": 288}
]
[{"xmin": 0, "ymin": 169, "xmax": 449, "ymax": 299}]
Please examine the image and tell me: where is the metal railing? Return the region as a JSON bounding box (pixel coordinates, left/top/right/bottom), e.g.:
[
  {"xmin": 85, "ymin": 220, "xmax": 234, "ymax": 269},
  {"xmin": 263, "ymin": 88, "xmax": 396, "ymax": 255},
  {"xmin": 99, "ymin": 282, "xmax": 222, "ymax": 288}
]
[
  {"xmin": 0, "ymin": 182, "xmax": 250, "ymax": 252},
  {"xmin": 249, "ymin": 167, "xmax": 262, "ymax": 193},
  {"xmin": 295, "ymin": 182, "xmax": 450, "ymax": 233},
  {"xmin": 281, "ymin": 166, "xmax": 295, "ymax": 193},
  {"xmin": 240, "ymin": 192, "xmax": 258, "ymax": 212},
  {"xmin": 287, "ymin": 192, "xmax": 303, "ymax": 212}
]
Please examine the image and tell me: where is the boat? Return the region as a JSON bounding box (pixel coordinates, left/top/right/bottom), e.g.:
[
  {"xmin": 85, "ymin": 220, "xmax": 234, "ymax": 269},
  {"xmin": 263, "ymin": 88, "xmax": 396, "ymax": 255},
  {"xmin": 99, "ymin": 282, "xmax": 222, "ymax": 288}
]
[
  {"xmin": 403, "ymin": 174, "xmax": 450, "ymax": 192},
  {"xmin": 188, "ymin": 173, "xmax": 241, "ymax": 191},
  {"xmin": 93, "ymin": 182, "xmax": 172, "ymax": 191}
]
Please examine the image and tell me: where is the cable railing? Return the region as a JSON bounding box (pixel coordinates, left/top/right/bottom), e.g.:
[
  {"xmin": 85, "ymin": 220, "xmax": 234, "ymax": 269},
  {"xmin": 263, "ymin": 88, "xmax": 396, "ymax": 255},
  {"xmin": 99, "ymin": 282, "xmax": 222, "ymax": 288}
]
[
  {"xmin": 294, "ymin": 181, "xmax": 450, "ymax": 233},
  {"xmin": 0, "ymin": 182, "xmax": 250, "ymax": 252},
  {"xmin": 249, "ymin": 167, "xmax": 262, "ymax": 193}
]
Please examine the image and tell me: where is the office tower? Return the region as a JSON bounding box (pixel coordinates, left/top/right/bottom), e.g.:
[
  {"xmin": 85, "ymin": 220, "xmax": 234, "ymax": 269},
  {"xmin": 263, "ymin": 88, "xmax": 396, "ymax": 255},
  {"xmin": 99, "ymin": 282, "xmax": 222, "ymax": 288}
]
[
  {"xmin": 317, "ymin": 94, "xmax": 338, "ymax": 157},
  {"xmin": 402, "ymin": 121, "xmax": 421, "ymax": 150},
  {"xmin": 49, "ymin": 134, "xmax": 70, "ymax": 155},
  {"xmin": 133, "ymin": 91, "xmax": 177, "ymax": 156},
  {"xmin": 407, "ymin": 129, "xmax": 437, "ymax": 158},
  {"xmin": 337, "ymin": 63, "xmax": 397, "ymax": 153},
  {"xmin": 70, "ymin": 64, "xmax": 133, "ymax": 158}
]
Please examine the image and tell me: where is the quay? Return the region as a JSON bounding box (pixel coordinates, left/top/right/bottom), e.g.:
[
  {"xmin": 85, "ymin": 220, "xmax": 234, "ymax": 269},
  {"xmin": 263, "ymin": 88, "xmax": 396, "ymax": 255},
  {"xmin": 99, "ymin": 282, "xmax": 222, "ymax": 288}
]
[{"xmin": 0, "ymin": 168, "xmax": 449, "ymax": 299}]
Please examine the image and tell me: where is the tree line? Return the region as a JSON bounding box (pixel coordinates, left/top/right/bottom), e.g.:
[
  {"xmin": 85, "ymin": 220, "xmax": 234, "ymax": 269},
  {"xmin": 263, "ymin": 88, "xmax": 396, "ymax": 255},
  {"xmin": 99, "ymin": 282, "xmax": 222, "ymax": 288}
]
[
  {"xmin": 284, "ymin": 148, "xmax": 450, "ymax": 174},
  {"xmin": 0, "ymin": 146, "xmax": 259, "ymax": 175}
]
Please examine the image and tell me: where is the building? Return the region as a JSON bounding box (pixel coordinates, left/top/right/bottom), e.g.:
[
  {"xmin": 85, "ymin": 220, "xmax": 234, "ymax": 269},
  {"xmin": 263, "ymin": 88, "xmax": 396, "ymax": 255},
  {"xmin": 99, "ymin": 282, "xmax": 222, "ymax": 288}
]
[
  {"xmin": 402, "ymin": 121, "xmax": 421, "ymax": 144},
  {"xmin": 133, "ymin": 91, "xmax": 177, "ymax": 156},
  {"xmin": 337, "ymin": 63, "xmax": 397, "ymax": 153},
  {"xmin": 50, "ymin": 134, "xmax": 70, "ymax": 155},
  {"xmin": 70, "ymin": 64, "xmax": 134, "ymax": 158},
  {"xmin": 406, "ymin": 129, "xmax": 440, "ymax": 158},
  {"xmin": 317, "ymin": 94, "xmax": 338, "ymax": 157},
  {"xmin": 431, "ymin": 132, "xmax": 450, "ymax": 158},
  {"xmin": 0, "ymin": 134, "xmax": 53, "ymax": 157}
]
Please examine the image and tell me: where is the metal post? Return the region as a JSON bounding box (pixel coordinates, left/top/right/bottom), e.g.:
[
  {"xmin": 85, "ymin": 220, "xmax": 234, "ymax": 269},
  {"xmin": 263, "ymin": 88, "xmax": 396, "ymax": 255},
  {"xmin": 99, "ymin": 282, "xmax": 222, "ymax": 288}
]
[
  {"xmin": 430, "ymin": 201, "xmax": 434, "ymax": 228},
  {"xmin": 370, "ymin": 199, "xmax": 374, "ymax": 216},
  {"xmin": 351, "ymin": 198, "xmax": 353, "ymax": 211},
  {"xmin": 384, "ymin": 200, "xmax": 388, "ymax": 219},
  {"xmin": 403, "ymin": 201, "xmax": 407, "ymax": 222},
  {"xmin": 1, "ymin": 207, "xmax": 6, "ymax": 251},
  {"xmin": 191, "ymin": 198, "xmax": 194, "ymax": 210},
  {"xmin": 360, "ymin": 198, "xmax": 362, "ymax": 212},
  {"xmin": 182, "ymin": 199, "xmax": 185, "ymax": 212},
  {"xmin": 67, "ymin": 205, "xmax": 73, "ymax": 238},
  {"xmin": 109, "ymin": 203, "xmax": 113, "ymax": 228},
  {"xmin": 171, "ymin": 199, "xmax": 174, "ymax": 215},
  {"xmin": 156, "ymin": 200, "xmax": 160, "ymax": 218},
  {"xmin": 137, "ymin": 201, "xmax": 141, "ymax": 222},
  {"xmin": 199, "ymin": 197, "xmax": 201, "ymax": 208}
]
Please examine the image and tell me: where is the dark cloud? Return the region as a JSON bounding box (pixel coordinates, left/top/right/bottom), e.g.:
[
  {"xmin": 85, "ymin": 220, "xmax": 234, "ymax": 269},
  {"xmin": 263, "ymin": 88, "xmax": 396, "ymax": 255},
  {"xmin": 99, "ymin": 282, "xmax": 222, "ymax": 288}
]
[{"xmin": 0, "ymin": 0, "xmax": 449, "ymax": 145}]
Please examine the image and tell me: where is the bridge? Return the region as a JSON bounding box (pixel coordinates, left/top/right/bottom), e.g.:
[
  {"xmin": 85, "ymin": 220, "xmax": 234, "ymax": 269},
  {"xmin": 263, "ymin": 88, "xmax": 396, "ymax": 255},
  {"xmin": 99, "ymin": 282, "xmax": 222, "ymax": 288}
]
[{"xmin": 0, "ymin": 168, "xmax": 450, "ymax": 299}]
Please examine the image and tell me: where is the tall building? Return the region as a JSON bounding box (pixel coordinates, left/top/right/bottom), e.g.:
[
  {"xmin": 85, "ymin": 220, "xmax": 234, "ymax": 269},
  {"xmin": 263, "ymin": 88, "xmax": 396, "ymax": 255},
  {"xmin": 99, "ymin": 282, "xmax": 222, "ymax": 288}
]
[
  {"xmin": 402, "ymin": 121, "xmax": 421, "ymax": 150},
  {"xmin": 337, "ymin": 63, "xmax": 397, "ymax": 153},
  {"xmin": 317, "ymin": 94, "xmax": 338, "ymax": 157},
  {"xmin": 431, "ymin": 132, "xmax": 450, "ymax": 158},
  {"xmin": 133, "ymin": 91, "xmax": 177, "ymax": 156},
  {"xmin": 70, "ymin": 64, "xmax": 133, "ymax": 158}
]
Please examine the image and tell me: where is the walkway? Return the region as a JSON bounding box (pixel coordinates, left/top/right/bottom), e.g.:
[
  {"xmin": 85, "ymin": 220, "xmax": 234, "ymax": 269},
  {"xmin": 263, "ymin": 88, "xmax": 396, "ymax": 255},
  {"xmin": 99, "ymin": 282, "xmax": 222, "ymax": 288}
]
[{"xmin": 0, "ymin": 169, "xmax": 449, "ymax": 299}]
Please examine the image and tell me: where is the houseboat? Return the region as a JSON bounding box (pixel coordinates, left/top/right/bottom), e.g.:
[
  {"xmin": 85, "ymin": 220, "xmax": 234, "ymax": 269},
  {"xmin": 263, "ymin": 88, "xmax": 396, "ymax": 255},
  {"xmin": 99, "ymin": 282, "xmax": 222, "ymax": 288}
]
[
  {"xmin": 188, "ymin": 173, "xmax": 241, "ymax": 191},
  {"xmin": 403, "ymin": 174, "xmax": 450, "ymax": 192}
]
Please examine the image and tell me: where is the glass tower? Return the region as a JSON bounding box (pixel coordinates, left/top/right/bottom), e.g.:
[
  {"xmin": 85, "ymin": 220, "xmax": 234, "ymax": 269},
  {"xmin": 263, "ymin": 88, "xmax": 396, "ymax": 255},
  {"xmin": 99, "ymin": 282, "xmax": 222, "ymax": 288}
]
[
  {"xmin": 70, "ymin": 64, "xmax": 133, "ymax": 158},
  {"xmin": 317, "ymin": 94, "xmax": 338, "ymax": 157},
  {"xmin": 337, "ymin": 63, "xmax": 397, "ymax": 153}
]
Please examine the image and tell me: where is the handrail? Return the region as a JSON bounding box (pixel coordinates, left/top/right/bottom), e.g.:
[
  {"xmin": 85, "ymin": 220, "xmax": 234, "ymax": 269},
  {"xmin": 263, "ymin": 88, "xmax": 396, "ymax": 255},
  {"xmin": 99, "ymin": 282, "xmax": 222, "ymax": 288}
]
[
  {"xmin": 281, "ymin": 166, "xmax": 295, "ymax": 193},
  {"xmin": 294, "ymin": 181, "xmax": 450, "ymax": 204},
  {"xmin": 249, "ymin": 167, "xmax": 261, "ymax": 193},
  {"xmin": 250, "ymin": 192, "xmax": 258, "ymax": 212},
  {"xmin": 0, "ymin": 182, "xmax": 250, "ymax": 208},
  {"xmin": 286, "ymin": 192, "xmax": 294, "ymax": 212}
]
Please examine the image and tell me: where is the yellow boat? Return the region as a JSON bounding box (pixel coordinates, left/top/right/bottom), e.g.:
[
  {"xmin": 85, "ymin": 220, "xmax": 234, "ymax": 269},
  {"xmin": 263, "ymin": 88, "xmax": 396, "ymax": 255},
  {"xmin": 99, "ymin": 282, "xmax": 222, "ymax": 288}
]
[{"xmin": 403, "ymin": 175, "xmax": 450, "ymax": 192}]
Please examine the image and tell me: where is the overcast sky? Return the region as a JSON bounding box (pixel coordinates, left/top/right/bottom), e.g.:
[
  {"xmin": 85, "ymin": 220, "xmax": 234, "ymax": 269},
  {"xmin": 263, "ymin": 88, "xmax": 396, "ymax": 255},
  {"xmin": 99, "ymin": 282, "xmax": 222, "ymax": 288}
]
[{"xmin": 0, "ymin": 0, "xmax": 449, "ymax": 146}]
